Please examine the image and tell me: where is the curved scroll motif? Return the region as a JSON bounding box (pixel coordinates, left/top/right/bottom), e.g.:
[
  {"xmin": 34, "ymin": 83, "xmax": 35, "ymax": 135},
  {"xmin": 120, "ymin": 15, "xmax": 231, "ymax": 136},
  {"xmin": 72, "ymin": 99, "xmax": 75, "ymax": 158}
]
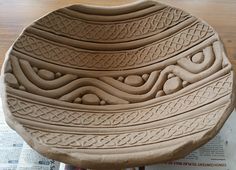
[
  {"xmin": 20, "ymin": 60, "xmax": 78, "ymax": 90},
  {"xmin": 7, "ymin": 73, "xmax": 232, "ymax": 127},
  {"xmin": 177, "ymin": 46, "xmax": 215, "ymax": 73},
  {"xmin": 5, "ymin": 41, "xmax": 225, "ymax": 105}
]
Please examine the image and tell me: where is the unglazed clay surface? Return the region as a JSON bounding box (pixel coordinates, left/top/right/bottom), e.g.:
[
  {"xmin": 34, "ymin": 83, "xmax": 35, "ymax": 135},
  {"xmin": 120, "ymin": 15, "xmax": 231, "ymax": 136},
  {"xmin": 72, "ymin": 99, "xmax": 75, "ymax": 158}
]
[{"xmin": 1, "ymin": 0, "xmax": 236, "ymax": 169}]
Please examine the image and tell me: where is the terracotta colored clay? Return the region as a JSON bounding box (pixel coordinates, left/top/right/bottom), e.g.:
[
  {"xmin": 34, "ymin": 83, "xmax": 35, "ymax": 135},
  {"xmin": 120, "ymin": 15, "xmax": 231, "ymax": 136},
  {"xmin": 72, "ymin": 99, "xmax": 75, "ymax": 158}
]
[{"xmin": 1, "ymin": 1, "xmax": 236, "ymax": 169}]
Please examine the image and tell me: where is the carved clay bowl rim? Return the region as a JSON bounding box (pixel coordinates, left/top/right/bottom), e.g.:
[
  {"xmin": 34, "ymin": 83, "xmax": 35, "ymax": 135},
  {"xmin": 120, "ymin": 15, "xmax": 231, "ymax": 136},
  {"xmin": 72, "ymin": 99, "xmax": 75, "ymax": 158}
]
[{"xmin": 1, "ymin": 0, "xmax": 236, "ymax": 169}]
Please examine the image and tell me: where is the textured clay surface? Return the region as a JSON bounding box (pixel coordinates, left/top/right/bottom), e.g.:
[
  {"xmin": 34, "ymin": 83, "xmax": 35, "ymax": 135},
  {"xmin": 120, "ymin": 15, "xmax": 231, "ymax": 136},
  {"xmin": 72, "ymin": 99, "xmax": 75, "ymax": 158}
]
[{"xmin": 1, "ymin": 0, "xmax": 236, "ymax": 169}]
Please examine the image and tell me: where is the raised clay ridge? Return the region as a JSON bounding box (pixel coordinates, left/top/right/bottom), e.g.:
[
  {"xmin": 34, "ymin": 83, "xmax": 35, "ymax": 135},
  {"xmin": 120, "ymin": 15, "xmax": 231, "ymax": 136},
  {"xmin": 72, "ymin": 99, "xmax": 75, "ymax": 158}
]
[{"xmin": 1, "ymin": 0, "xmax": 236, "ymax": 169}]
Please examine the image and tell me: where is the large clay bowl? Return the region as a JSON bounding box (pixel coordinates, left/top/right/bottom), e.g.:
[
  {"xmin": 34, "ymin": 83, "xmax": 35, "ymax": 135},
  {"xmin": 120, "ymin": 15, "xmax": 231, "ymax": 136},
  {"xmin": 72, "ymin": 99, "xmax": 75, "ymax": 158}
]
[{"xmin": 1, "ymin": 0, "xmax": 235, "ymax": 169}]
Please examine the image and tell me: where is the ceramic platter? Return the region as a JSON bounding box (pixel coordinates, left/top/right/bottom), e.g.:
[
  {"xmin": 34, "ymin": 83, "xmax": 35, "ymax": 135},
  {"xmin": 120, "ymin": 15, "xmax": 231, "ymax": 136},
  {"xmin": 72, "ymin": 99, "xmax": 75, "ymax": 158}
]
[{"xmin": 1, "ymin": 0, "xmax": 235, "ymax": 169}]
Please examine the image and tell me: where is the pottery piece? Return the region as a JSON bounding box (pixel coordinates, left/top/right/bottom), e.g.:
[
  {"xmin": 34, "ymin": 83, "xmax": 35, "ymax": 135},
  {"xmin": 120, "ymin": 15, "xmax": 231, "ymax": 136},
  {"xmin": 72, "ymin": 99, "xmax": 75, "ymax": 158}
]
[{"xmin": 1, "ymin": 0, "xmax": 235, "ymax": 169}]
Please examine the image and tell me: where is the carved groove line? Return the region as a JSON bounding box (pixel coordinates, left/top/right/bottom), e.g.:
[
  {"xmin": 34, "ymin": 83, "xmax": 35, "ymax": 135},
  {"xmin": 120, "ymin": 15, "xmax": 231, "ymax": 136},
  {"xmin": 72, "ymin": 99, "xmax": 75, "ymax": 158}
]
[{"xmin": 24, "ymin": 106, "xmax": 225, "ymax": 149}]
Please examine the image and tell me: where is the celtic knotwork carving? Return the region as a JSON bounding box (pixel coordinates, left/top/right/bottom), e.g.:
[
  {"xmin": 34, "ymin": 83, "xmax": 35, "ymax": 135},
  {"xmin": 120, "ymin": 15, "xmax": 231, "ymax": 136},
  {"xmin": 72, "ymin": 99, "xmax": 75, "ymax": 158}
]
[
  {"xmin": 14, "ymin": 22, "xmax": 214, "ymax": 70},
  {"xmin": 24, "ymin": 105, "xmax": 225, "ymax": 149},
  {"xmin": 35, "ymin": 7, "xmax": 190, "ymax": 42}
]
